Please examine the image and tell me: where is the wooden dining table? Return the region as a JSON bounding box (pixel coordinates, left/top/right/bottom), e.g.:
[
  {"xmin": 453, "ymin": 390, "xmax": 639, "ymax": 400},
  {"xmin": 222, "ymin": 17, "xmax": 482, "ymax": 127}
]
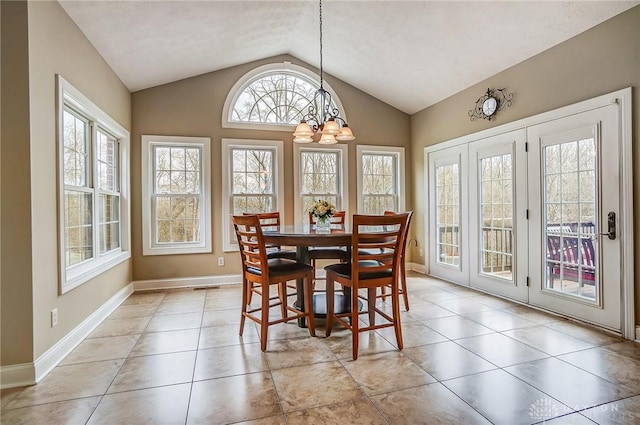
[{"xmin": 263, "ymin": 224, "xmax": 354, "ymax": 327}]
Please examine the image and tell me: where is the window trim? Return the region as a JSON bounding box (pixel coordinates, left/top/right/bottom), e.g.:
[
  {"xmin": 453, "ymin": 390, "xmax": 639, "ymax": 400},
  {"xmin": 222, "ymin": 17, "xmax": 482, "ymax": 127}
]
[
  {"xmin": 222, "ymin": 61, "xmax": 348, "ymax": 131},
  {"xmin": 293, "ymin": 144, "xmax": 349, "ymax": 225},
  {"xmin": 221, "ymin": 138, "xmax": 284, "ymax": 252},
  {"xmin": 141, "ymin": 135, "xmax": 212, "ymax": 256},
  {"xmin": 56, "ymin": 75, "xmax": 131, "ymax": 294},
  {"xmin": 356, "ymin": 145, "xmax": 405, "ymax": 213}
]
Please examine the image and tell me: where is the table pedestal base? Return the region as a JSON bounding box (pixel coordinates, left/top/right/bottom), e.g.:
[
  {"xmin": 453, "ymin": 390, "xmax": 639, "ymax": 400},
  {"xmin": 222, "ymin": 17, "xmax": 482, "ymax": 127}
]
[{"xmin": 294, "ymin": 291, "xmax": 363, "ymax": 328}]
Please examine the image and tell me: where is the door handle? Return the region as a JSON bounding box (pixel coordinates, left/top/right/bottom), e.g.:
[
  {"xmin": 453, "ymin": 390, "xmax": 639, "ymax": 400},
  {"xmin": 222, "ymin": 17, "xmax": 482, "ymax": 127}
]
[{"xmin": 599, "ymin": 211, "xmax": 616, "ymax": 240}]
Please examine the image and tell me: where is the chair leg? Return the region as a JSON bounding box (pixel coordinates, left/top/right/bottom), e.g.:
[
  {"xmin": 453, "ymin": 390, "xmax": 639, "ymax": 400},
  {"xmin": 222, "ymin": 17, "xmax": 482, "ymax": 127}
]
[
  {"xmin": 380, "ymin": 285, "xmax": 388, "ymax": 301},
  {"xmin": 239, "ymin": 278, "xmax": 248, "ymax": 336},
  {"xmin": 246, "ymin": 279, "xmax": 254, "ymax": 304},
  {"xmin": 400, "ymin": 261, "xmax": 410, "ymax": 311},
  {"xmin": 260, "ymin": 283, "xmax": 269, "ymax": 352},
  {"xmin": 278, "ymin": 282, "xmax": 288, "ymax": 320},
  {"xmin": 304, "ymin": 276, "xmax": 316, "ymax": 337},
  {"xmin": 352, "ymin": 286, "xmax": 359, "ymax": 361},
  {"xmin": 367, "ymin": 288, "xmax": 376, "ymax": 326},
  {"xmin": 392, "ymin": 282, "xmax": 404, "ymax": 351},
  {"xmin": 325, "ymin": 275, "xmax": 335, "ymax": 337}
]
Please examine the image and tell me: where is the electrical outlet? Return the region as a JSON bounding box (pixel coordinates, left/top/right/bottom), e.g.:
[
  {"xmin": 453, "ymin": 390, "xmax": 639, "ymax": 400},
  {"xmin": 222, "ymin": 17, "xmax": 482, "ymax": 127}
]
[
  {"xmin": 419, "ymin": 248, "xmax": 423, "ymax": 256},
  {"xmin": 218, "ymin": 257, "xmax": 225, "ymax": 267},
  {"xmin": 51, "ymin": 308, "xmax": 58, "ymax": 327}
]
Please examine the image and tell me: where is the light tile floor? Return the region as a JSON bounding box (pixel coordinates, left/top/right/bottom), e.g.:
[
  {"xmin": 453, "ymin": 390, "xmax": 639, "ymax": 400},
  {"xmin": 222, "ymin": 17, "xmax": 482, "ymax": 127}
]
[{"xmin": 3, "ymin": 273, "xmax": 640, "ymax": 425}]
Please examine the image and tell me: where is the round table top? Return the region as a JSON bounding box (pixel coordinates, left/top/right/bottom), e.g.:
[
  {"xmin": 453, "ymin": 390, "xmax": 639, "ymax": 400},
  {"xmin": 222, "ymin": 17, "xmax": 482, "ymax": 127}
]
[{"xmin": 262, "ymin": 224, "xmax": 351, "ymax": 247}]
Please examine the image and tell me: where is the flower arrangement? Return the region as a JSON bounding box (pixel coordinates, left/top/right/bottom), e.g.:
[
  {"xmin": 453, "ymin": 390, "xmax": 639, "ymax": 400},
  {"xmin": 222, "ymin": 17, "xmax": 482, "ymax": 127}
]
[{"xmin": 309, "ymin": 200, "xmax": 336, "ymax": 223}]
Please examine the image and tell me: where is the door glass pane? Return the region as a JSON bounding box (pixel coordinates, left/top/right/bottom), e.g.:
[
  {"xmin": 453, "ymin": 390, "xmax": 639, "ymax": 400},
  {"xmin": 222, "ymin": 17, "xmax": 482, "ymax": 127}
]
[
  {"xmin": 544, "ymin": 138, "xmax": 597, "ymax": 300},
  {"xmin": 479, "ymin": 154, "xmax": 513, "ymax": 281},
  {"xmin": 436, "ymin": 163, "xmax": 460, "ymax": 266}
]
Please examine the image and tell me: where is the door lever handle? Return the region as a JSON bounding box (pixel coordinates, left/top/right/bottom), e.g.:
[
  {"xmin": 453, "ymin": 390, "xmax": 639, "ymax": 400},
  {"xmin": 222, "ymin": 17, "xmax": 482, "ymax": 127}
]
[{"xmin": 599, "ymin": 212, "xmax": 616, "ymax": 240}]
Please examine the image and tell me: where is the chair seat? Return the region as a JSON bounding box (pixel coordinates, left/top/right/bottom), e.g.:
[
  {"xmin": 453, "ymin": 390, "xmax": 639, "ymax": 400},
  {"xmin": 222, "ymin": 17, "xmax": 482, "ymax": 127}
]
[
  {"xmin": 308, "ymin": 247, "xmax": 349, "ymax": 261},
  {"xmin": 266, "ymin": 248, "xmax": 297, "ymax": 260},
  {"xmin": 325, "ymin": 261, "xmax": 392, "ymax": 280},
  {"xmin": 248, "ymin": 258, "xmax": 313, "ymax": 277}
]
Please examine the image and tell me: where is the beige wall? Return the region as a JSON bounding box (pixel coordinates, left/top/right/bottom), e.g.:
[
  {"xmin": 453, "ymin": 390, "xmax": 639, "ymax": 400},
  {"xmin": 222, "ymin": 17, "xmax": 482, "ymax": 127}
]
[
  {"xmin": 27, "ymin": 0, "xmax": 132, "ymax": 359},
  {"xmin": 410, "ymin": 6, "xmax": 640, "ymax": 323},
  {"xmin": 131, "ymin": 55, "xmax": 411, "ymax": 281},
  {"xmin": 1, "ymin": 0, "xmax": 132, "ymax": 366},
  {"xmin": 1, "ymin": 1, "xmax": 34, "ymax": 366}
]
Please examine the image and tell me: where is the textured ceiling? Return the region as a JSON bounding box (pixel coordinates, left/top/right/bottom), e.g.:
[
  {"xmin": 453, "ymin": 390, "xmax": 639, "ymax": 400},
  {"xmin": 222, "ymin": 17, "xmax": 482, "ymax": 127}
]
[{"xmin": 59, "ymin": 1, "xmax": 638, "ymax": 115}]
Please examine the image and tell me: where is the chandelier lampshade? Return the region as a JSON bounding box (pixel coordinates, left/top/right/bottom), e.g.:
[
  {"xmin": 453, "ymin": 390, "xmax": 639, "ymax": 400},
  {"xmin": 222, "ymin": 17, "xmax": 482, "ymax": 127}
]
[{"xmin": 318, "ymin": 133, "xmax": 338, "ymax": 145}]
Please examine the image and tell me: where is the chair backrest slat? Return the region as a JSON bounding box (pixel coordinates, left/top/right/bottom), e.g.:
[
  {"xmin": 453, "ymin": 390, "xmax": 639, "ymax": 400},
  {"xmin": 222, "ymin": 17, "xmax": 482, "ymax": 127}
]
[
  {"xmin": 232, "ymin": 215, "xmax": 270, "ymax": 280},
  {"xmin": 351, "ymin": 213, "xmax": 408, "ymax": 281}
]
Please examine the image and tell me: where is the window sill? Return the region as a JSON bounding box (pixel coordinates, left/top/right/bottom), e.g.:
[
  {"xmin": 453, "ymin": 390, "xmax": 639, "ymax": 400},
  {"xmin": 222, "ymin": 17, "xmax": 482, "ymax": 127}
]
[{"xmin": 62, "ymin": 251, "xmax": 131, "ymax": 294}]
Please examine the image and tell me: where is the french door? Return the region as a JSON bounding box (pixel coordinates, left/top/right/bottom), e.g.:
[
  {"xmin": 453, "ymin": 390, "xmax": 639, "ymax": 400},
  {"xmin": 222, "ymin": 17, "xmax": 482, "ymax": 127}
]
[
  {"xmin": 468, "ymin": 130, "xmax": 528, "ymax": 302},
  {"xmin": 527, "ymin": 104, "xmax": 621, "ymax": 331},
  {"xmin": 426, "ymin": 89, "xmax": 630, "ymax": 334}
]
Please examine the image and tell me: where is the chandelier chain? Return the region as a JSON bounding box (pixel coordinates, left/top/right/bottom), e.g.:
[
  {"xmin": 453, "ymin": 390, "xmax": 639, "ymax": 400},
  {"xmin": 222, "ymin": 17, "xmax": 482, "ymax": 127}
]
[{"xmin": 319, "ymin": 0, "xmax": 323, "ymax": 88}]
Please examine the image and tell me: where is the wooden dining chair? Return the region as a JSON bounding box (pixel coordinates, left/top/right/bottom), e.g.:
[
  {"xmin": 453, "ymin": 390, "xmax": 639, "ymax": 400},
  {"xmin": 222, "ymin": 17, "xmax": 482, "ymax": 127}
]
[
  {"xmin": 377, "ymin": 211, "xmax": 414, "ymax": 311},
  {"xmin": 324, "ymin": 213, "xmax": 408, "ymax": 360},
  {"xmin": 243, "ymin": 211, "xmax": 296, "ymax": 304},
  {"xmin": 308, "ymin": 211, "xmax": 349, "ymax": 284},
  {"xmin": 232, "ymin": 215, "xmax": 316, "ymax": 351}
]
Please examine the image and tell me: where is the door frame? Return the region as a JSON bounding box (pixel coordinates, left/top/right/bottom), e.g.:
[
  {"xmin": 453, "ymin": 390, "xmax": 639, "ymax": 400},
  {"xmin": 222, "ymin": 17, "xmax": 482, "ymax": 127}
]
[{"xmin": 424, "ymin": 87, "xmax": 634, "ymax": 339}]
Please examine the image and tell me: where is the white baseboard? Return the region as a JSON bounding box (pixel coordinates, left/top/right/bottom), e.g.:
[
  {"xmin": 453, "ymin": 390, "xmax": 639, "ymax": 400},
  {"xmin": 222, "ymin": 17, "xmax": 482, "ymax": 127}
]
[
  {"xmin": 0, "ymin": 363, "xmax": 35, "ymax": 389},
  {"xmin": 133, "ymin": 274, "xmax": 242, "ymax": 292},
  {"xmin": 1, "ymin": 283, "xmax": 133, "ymax": 390},
  {"xmin": 32, "ymin": 283, "xmax": 134, "ymax": 384},
  {"xmin": 635, "ymin": 325, "xmax": 639, "ymax": 342},
  {"xmin": 408, "ymin": 262, "xmax": 427, "ymax": 274}
]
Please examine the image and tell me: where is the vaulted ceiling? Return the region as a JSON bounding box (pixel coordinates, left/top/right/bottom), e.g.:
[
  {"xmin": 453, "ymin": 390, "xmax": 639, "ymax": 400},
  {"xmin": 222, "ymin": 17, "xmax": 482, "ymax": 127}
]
[{"xmin": 59, "ymin": 1, "xmax": 638, "ymax": 115}]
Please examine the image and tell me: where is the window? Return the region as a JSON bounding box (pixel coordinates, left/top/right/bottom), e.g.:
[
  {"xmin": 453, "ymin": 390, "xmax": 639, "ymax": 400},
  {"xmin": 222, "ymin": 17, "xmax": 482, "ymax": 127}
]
[
  {"xmin": 57, "ymin": 76, "xmax": 130, "ymax": 293},
  {"xmin": 141, "ymin": 135, "xmax": 211, "ymax": 255},
  {"xmin": 293, "ymin": 144, "xmax": 348, "ymax": 223},
  {"xmin": 222, "ymin": 62, "xmax": 347, "ymax": 131},
  {"xmin": 479, "ymin": 153, "xmax": 514, "ymax": 280},
  {"xmin": 436, "ymin": 162, "xmax": 461, "ymax": 267},
  {"xmin": 221, "ymin": 139, "xmax": 284, "ymax": 251},
  {"xmin": 357, "ymin": 145, "xmax": 405, "ymax": 214}
]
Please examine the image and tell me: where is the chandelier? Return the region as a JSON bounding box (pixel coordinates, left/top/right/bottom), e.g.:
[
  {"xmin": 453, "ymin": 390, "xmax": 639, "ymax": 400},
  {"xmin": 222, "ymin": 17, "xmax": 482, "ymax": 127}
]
[{"xmin": 293, "ymin": 0, "xmax": 355, "ymax": 144}]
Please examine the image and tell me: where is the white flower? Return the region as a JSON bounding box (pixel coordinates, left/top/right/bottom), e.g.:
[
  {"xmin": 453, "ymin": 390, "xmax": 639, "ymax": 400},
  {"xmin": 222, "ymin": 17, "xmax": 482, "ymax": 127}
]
[{"xmin": 310, "ymin": 200, "xmax": 336, "ymax": 220}]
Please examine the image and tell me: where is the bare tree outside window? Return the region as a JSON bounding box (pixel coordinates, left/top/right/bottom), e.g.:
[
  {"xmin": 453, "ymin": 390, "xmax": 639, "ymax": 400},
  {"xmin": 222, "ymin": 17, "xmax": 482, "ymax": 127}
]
[
  {"xmin": 153, "ymin": 146, "xmax": 202, "ymax": 244},
  {"xmin": 231, "ymin": 73, "xmax": 338, "ymax": 125},
  {"xmin": 63, "ymin": 109, "xmax": 93, "ymax": 266},
  {"xmin": 479, "ymin": 154, "xmax": 513, "ymax": 279},
  {"xmin": 300, "ymin": 151, "xmax": 339, "ymax": 216},
  {"xmin": 97, "ymin": 130, "xmax": 120, "ymax": 254},
  {"xmin": 362, "ymin": 153, "xmax": 397, "ymax": 214},
  {"xmin": 436, "ymin": 163, "xmax": 460, "ymax": 266},
  {"xmin": 231, "ymin": 148, "xmax": 275, "ymax": 214}
]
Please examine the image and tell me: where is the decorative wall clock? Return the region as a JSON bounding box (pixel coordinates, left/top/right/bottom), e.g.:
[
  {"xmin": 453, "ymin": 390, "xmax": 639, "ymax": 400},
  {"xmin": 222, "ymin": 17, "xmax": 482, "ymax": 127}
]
[{"xmin": 469, "ymin": 88, "xmax": 514, "ymax": 121}]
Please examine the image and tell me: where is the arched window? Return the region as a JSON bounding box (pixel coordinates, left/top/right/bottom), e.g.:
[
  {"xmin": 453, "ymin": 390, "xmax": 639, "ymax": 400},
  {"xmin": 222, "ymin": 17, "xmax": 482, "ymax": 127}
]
[{"xmin": 222, "ymin": 62, "xmax": 347, "ymax": 131}]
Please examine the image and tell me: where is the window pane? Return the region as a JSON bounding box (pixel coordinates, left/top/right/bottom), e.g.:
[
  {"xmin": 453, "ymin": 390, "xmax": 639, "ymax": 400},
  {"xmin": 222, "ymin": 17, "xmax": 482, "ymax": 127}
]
[
  {"xmin": 97, "ymin": 130, "xmax": 117, "ymax": 191},
  {"xmin": 436, "ymin": 163, "xmax": 460, "ymax": 267},
  {"xmin": 151, "ymin": 143, "xmax": 204, "ymax": 246},
  {"xmin": 63, "ymin": 109, "xmax": 88, "ymax": 187},
  {"xmin": 65, "ymin": 190, "xmax": 93, "ymax": 266},
  {"xmin": 231, "ymin": 72, "xmax": 339, "ymax": 125},
  {"xmin": 99, "ymin": 194, "xmax": 120, "ymax": 253},
  {"xmin": 544, "ymin": 138, "xmax": 598, "ymax": 300},
  {"xmin": 230, "ymin": 148, "xmax": 276, "ymax": 217},
  {"xmin": 479, "ymin": 154, "xmax": 513, "ymax": 281},
  {"xmin": 231, "ymin": 149, "xmax": 273, "ymax": 195},
  {"xmin": 154, "ymin": 195, "xmax": 201, "ymax": 244},
  {"xmin": 361, "ymin": 152, "xmax": 398, "ymax": 214}
]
